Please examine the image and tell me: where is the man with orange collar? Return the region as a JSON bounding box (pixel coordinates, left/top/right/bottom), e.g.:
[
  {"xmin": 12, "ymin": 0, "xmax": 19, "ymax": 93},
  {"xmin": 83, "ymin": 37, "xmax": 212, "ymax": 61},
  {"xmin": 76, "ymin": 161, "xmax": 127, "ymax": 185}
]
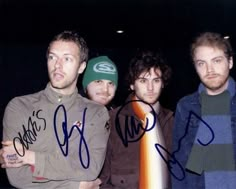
[{"xmin": 100, "ymin": 50, "xmax": 174, "ymax": 189}]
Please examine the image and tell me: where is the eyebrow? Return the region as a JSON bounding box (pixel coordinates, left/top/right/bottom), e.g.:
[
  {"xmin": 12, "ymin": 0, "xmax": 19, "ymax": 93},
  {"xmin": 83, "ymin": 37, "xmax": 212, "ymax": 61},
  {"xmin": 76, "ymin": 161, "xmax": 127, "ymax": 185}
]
[
  {"xmin": 63, "ymin": 53, "xmax": 75, "ymax": 56},
  {"xmin": 212, "ymin": 56, "xmax": 224, "ymax": 60},
  {"xmin": 48, "ymin": 52, "xmax": 75, "ymax": 57},
  {"xmin": 137, "ymin": 76, "xmax": 161, "ymax": 79},
  {"xmin": 195, "ymin": 55, "xmax": 224, "ymax": 62}
]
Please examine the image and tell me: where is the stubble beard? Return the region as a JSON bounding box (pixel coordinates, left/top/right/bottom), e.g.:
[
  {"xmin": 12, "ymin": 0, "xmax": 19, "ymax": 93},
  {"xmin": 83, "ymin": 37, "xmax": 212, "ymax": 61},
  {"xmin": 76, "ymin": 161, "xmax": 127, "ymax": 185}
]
[{"xmin": 202, "ymin": 75, "xmax": 229, "ymax": 93}]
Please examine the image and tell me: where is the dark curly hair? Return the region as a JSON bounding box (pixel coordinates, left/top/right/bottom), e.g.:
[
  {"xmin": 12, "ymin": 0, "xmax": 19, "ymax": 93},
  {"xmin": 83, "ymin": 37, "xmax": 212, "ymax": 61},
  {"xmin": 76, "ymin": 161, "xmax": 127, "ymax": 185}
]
[{"xmin": 126, "ymin": 49, "xmax": 172, "ymax": 88}]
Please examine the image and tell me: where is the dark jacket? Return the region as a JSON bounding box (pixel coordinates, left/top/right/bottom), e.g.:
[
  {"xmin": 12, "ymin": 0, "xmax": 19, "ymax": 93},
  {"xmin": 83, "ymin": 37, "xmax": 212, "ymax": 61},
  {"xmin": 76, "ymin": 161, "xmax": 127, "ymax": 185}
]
[
  {"xmin": 100, "ymin": 94, "xmax": 174, "ymax": 189},
  {"xmin": 171, "ymin": 89, "xmax": 236, "ymax": 189}
]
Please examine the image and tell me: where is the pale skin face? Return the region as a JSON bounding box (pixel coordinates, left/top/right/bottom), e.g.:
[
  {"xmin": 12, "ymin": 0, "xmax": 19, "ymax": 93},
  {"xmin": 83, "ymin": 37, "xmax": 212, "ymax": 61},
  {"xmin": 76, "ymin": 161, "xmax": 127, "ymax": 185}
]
[
  {"xmin": 47, "ymin": 40, "xmax": 86, "ymax": 95},
  {"xmin": 130, "ymin": 67, "xmax": 163, "ymax": 111},
  {"xmin": 86, "ymin": 79, "xmax": 116, "ymax": 106},
  {"xmin": 193, "ymin": 46, "xmax": 233, "ymax": 95}
]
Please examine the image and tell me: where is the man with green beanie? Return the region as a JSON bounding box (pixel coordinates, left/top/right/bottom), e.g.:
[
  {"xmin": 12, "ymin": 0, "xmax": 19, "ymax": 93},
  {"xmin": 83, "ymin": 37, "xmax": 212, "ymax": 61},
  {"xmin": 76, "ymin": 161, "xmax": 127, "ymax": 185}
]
[
  {"xmin": 79, "ymin": 56, "xmax": 118, "ymax": 188},
  {"xmin": 82, "ymin": 56, "xmax": 118, "ymax": 109}
]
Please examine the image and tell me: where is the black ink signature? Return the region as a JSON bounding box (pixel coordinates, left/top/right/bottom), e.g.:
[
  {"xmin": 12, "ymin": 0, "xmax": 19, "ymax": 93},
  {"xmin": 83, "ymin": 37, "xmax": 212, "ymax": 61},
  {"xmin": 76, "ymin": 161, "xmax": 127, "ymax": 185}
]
[
  {"xmin": 115, "ymin": 100, "xmax": 157, "ymax": 147},
  {"xmin": 13, "ymin": 110, "xmax": 46, "ymax": 157},
  {"xmin": 54, "ymin": 105, "xmax": 90, "ymax": 169},
  {"xmin": 155, "ymin": 111, "xmax": 215, "ymax": 181}
]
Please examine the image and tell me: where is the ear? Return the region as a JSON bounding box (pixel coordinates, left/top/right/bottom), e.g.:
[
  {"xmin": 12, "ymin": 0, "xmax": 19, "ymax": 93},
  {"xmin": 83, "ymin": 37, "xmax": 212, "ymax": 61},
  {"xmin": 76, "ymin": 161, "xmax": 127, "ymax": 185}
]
[
  {"xmin": 229, "ymin": 57, "xmax": 233, "ymax": 70},
  {"xmin": 130, "ymin": 84, "xmax": 134, "ymax": 91},
  {"xmin": 78, "ymin": 61, "xmax": 86, "ymax": 74}
]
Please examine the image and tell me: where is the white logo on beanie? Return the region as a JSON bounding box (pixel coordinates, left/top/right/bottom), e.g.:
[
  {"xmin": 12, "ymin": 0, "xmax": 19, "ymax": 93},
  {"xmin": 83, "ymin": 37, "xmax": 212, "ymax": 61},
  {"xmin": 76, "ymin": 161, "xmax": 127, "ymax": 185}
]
[{"xmin": 93, "ymin": 62, "xmax": 116, "ymax": 74}]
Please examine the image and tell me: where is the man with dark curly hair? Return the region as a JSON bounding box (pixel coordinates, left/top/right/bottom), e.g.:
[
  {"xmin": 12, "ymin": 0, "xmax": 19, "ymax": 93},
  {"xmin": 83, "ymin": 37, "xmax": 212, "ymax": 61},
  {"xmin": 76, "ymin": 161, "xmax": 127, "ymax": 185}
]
[{"xmin": 99, "ymin": 49, "xmax": 174, "ymax": 189}]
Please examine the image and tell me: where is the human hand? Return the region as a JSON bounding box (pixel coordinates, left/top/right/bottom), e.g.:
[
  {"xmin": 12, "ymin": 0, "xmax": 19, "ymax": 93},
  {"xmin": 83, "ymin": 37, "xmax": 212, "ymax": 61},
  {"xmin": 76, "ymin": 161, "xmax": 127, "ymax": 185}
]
[
  {"xmin": 1, "ymin": 141, "xmax": 35, "ymax": 168},
  {"xmin": 79, "ymin": 178, "xmax": 102, "ymax": 189}
]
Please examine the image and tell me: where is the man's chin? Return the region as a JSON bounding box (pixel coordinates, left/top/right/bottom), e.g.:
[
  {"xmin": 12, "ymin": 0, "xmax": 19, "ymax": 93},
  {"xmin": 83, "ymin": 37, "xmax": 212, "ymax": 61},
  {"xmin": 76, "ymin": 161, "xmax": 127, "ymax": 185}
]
[
  {"xmin": 203, "ymin": 82, "xmax": 222, "ymax": 91},
  {"xmin": 50, "ymin": 82, "xmax": 66, "ymax": 90},
  {"xmin": 142, "ymin": 98, "xmax": 158, "ymax": 105},
  {"xmin": 102, "ymin": 99, "xmax": 112, "ymax": 106}
]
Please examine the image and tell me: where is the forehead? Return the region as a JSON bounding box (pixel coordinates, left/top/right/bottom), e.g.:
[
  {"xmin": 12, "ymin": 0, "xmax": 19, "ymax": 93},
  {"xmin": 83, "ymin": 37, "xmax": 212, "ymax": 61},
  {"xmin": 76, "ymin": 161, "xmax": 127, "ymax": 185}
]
[
  {"xmin": 49, "ymin": 40, "xmax": 80, "ymax": 56},
  {"xmin": 138, "ymin": 67, "xmax": 162, "ymax": 78},
  {"xmin": 194, "ymin": 46, "xmax": 225, "ymax": 59}
]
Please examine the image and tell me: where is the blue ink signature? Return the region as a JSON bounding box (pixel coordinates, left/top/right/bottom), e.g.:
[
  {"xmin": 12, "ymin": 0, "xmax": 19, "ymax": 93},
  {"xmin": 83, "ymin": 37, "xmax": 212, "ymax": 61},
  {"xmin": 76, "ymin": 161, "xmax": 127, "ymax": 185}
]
[
  {"xmin": 114, "ymin": 100, "xmax": 215, "ymax": 181},
  {"xmin": 54, "ymin": 105, "xmax": 90, "ymax": 169},
  {"xmin": 155, "ymin": 110, "xmax": 215, "ymax": 181},
  {"xmin": 115, "ymin": 99, "xmax": 157, "ymax": 147},
  {"xmin": 13, "ymin": 110, "xmax": 46, "ymax": 157}
]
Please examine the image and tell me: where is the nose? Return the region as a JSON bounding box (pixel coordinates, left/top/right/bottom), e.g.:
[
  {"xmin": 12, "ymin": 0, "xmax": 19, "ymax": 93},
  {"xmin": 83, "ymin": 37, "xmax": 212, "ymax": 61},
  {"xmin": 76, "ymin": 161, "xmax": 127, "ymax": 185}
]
[
  {"xmin": 147, "ymin": 81, "xmax": 153, "ymax": 91},
  {"xmin": 206, "ymin": 62, "xmax": 214, "ymax": 73},
  {"xmin": 104, "ymin": 83, "xmax": 109, "ymax": 92},
  {"xmin": 100, "ymin": 82, "xmax": 109, "ymax": 92},
  {"xmin": 54, "ymin": 58, "xmax": 63, "ymax": 69}
]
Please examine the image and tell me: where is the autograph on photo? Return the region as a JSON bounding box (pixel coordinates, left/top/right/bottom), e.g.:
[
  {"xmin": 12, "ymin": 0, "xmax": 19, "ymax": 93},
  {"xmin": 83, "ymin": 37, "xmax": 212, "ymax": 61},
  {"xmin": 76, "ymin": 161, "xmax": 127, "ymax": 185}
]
[
  {"xmin": 54, "ymin": 105, "xmax": 90, "ymax": 169},
  {"xmin": 13, "ymin": 110, "xmax": 46, "ymax": 157},
  {"xmin": 115, "ymin": 100, "xmax": 215, "ymax": 181}
]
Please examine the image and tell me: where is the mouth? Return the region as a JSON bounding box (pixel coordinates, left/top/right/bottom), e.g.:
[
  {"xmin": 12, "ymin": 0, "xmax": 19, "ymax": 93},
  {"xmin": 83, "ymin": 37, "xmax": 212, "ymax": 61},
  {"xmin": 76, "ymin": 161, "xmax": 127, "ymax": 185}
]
[
  {"xmin": 206, "ymin": 74, "xmax": 218, "ymax": 79},
  {"xmin": 97, "ymin": 93, "xmax": 110, "ymax": 98},
  {"xmin": 53, "ymin": 72, "xmax": 64, "ymax": 80},
  {"xmin": 146, "ymin": 93, "xmax": 155, "ymax": 97}
]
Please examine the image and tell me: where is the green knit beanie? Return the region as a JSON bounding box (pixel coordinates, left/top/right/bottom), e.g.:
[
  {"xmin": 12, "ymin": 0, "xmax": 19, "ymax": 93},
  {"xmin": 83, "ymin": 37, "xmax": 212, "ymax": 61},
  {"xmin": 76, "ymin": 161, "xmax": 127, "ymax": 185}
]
[{"xmin": 82, "ymin": 56, "xmax": 118, "ymax": 89}]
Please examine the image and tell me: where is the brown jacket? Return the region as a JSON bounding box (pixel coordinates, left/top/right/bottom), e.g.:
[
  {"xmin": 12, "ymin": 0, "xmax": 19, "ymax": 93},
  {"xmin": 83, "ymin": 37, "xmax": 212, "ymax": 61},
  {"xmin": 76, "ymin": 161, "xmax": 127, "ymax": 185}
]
[{"xmin": 100, "ymin": 94, "xmax": 174, "ymax": 189}]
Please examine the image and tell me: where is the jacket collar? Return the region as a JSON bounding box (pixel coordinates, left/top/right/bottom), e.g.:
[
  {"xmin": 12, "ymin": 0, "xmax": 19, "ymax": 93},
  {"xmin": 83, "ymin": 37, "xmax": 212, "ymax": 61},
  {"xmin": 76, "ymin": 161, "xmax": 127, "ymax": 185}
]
[
  {"xmin": 119, "ymin": 93, "xmax": 172, "ymax": 119},
  {"xmin": 44, "ymin": 83, "xmax": 79, "ymax": 105}
]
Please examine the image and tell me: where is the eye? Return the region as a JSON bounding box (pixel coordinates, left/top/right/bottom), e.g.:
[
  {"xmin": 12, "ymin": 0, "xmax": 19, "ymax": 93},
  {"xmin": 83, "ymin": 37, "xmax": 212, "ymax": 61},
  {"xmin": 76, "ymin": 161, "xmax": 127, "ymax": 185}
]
[
  {"xmin": 139, "ymin": 79, "xmax": 147, "ymax": 83},
  {"xmin": 213, "ymin": 58, "xmax": 222, "ymax": 64},
  {"xmin": 94, "ymin": 80, "xmax": 102, "ymax": 84},
  {"xmin": 195, "ymin": 61, "xmax": 205, "ymax": 67},
  {"xmin": 108, "ymin": 81, "xmax": 115, "ymax": 86},
  {"xmin": 154, "ymin": 78, "xmax": 161, "ymax": 83},
  {"xmin": 48, "ymin": 54, "xmax": 56, "ymax": 61},
  {"xmin": 64, "ymin": 57, "xmax": 72, "ymax": 62}
]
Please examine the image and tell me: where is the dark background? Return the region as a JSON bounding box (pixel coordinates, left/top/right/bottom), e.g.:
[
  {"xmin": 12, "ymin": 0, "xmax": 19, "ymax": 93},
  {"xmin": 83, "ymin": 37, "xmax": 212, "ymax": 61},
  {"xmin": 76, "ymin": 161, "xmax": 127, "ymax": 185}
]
[{"xmin": 1, "ymin": 0, "xmax": 236, "ymax": 187}]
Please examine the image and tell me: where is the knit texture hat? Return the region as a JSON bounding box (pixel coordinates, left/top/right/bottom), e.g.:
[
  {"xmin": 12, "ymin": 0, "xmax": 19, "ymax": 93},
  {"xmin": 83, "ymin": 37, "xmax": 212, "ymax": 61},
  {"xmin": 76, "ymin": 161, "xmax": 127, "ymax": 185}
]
[{"xmin": 82, "ymin": 56, "xmax": 118, "ymax": 89}]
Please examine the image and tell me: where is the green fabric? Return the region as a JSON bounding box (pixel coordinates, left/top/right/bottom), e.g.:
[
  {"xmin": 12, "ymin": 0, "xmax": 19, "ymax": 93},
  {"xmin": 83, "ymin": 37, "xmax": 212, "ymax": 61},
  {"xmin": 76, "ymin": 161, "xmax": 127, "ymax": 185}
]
[
  {"xmin": 201, "ymin": 91, "xmax": 230, "ymax": 115},
  {"xmin": 186, "ymin": 144, "xmax": 206, "ymax": 174},
  {"xmin": 82, "ymin": 56, "xmax": 118, "ymax": 89},
  {"xmin": 186, "ymin": 144, "xmax": 235, "ymax": 174},
  {"xmin": 186, "ymin": 90, "xmax": 234, "ymax": 174}
]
